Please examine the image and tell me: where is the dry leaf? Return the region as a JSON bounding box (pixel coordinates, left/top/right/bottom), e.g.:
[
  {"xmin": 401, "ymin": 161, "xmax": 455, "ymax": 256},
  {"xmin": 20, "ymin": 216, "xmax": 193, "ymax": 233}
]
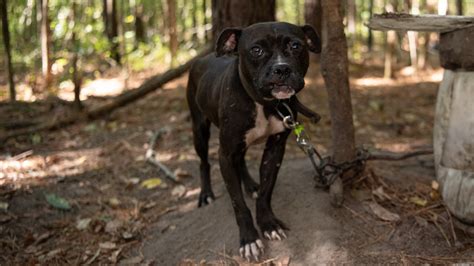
[
  {"xmin": 99, "ymin": 241, "xmax": 116, "ymax": 250},
  {"xmin": 76, "ymin": 218, "xmax": 92, "ymax": 230},
  {"xmin": 409, "ymin": 196, "xmax": 428, "ymax": 207},
  {"xmin": 141, "ymin": 178, "xmax": 163, "ymax": 189},
  {"xmin": 415, "ymin": 216, "xmax": 428, "ymax": 227},
  {"xmin": 372, "ymin": 186, "xmax": 391, "ymax": 200},
  {"xmin": 108, "ymin": 197, "xmax": 121, "ymax": 207},
  {"xmin": 367, "ymin": 201, "xmax": 400, "ymax": 222},
  {"xmin": 171, "ymin": 185, "xmax": 186, "ymax": 198},
  {"xmin": 351, "ymin": 189, "xmax": 371, "ymax": 201},
  {"xmin": 431, "ymin": 180, "xmax": 439, "ymax": 191},
  {"xmin": 0, "ymin": 201, "xmax": 8, "ymax": 211},
  {"xmin": 105, "ymin": 219, "xmax": 123, "ymax": 234},
  {"xmin": 120, "ymin": 256, "xmax": 143, "ymax": 264}
]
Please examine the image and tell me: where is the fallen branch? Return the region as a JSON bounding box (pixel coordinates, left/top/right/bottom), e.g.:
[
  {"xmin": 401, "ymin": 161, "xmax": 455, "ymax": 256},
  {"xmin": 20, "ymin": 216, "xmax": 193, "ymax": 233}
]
[
  {"xmin": 145, "ymin": 128, "xmax": 179, "ymax": 183},
  {"xmin": 0, "ymin": 46, "xmax": 212, "ymax": 143},
  {"xmin": 365, "ymin": 148, "xmax": 433, "ymax": 161}
]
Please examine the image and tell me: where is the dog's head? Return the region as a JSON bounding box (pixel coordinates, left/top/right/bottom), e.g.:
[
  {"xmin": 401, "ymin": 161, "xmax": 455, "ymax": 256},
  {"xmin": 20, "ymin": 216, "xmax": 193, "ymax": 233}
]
[{"xmin": 216, "ymin": 22, "xmax": 321, "ymax": 102}]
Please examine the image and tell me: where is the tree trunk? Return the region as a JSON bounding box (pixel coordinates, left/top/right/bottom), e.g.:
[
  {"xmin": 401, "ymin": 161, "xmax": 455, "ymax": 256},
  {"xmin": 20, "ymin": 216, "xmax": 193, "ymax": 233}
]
[
  {"xmin": 203, "ymin": 0, "xmax": 209, "ymax": 42},
  {"xmin": 367, "ymin": 0, "xmax": 374, "ymax": 51},
  {"xmin": 456, "ymin": 0, "xmax": 463, "ymax": 16},
  {"xmin": 321, "ymin": 0, "xmax": 356, "ymax": 205},
  {"xmin": 407, "ymin": 0, "xmax": 419, "ymax": 72},
  {"xmin": 135, "ymin": 0, "xmax": 146, "ymax": 44},
  {"xmin": 0, "ymin": 0, "xmax": 15, "ymax": 101},
  {"xmin": 192, "ymin": 0, "xmax": 198, "ymax": 42},
  {"xmin": 383, "ymin": 1, "xmax": 397, "ymax": 79},
  {"xmin": 40, "ymin": 0, "xmax": 52, "ymax": 89},
  {"xmin": 71, "ymin": 0, "xmax": 82, "ymax": 110},
  {"xmin": 103, "ymin": 0, "xmax": 121, "ymax": 64},
  {"xmin": 211, "ymin": 0, "xmax": 275, "ymax": 40},
  {"xmin": 304, "ymin": 0, "xmax": 322, "ymax": 39},
  {"xmin": 166, "ymin": 0, "xmax": 178, "ymax": 66}
]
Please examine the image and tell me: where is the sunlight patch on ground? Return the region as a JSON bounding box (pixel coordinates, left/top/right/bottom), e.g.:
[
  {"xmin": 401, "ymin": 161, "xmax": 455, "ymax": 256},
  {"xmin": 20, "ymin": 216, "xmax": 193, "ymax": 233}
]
[
  {"xmin": 352, "ymin": 68, "xmax": 444, "ymax": 89},
  {"xmin": 0, "ymin": 148, "xmax": 101, "ymax": 187}
]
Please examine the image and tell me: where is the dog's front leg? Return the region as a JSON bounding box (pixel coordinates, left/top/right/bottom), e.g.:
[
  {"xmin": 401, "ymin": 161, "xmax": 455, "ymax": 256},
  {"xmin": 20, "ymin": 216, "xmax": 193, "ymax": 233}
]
[
  {"xmin": 256, "ymin": 131, "xmax": 290, "ymax": 241},
  {"xmin": 219, "ymin": 148, "xmax": 264, "ymax": 261}
]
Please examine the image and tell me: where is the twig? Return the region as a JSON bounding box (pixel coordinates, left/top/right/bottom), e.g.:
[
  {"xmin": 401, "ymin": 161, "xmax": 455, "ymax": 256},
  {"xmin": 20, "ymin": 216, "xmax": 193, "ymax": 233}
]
[
  {"xmin": 445, "ymin": 206, "xmax": 459, "ymax": 244},
  {"xmin": 146, "ymin": 128, "xmax": 179, "ymax": 183},
  {"xmin": 432, "ymin": 218, "xmax": 452, "ymax": 247},
  {"xmin": 404, "ymin": 203, "xmax": 442, "ymax": 218},
  {"xmin": 9, "ymin": 150, "xmax": 33, "ymax": 160}
]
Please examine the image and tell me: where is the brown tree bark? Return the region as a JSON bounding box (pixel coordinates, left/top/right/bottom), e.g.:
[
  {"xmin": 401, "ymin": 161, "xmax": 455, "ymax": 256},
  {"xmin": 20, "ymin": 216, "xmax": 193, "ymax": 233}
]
[
  {"xmin": 456, "ymin": 0, "xmax": 463, "ymax": 15},
  {"xmin": 203, "ymin": 0, "xmax": 209, "ymax": 42},
  {"xmin": 304, "ymin": 0, "xmax": 322, "ymax": 37},
  {"xmin": 166, "ymin": 0, "xmax": 178, "ymax": 66},
  {"xmin": 40, "ymin": 0, "xmax": 52, "ymax": 89},
  {"xmin": 367, "ymin": 0, "xmax": 374, "ymax": 51},
  {"xmin": 103, "ymin": 0, "xmax": 121, "ymax": 64},
  {"xmin": 211, "ymin": 0, "xmax": 275, "ymax": 40},
  {"xmin": 1, "ymin": 0, "xmax": 15, "ymax": 101},
  {"xmin": 134, "ymin": 0, "xmax": 146, "ymax": 44},
  {"xmin": 321, "ymin": 0, "xmax": 356, "ymax": 206}
]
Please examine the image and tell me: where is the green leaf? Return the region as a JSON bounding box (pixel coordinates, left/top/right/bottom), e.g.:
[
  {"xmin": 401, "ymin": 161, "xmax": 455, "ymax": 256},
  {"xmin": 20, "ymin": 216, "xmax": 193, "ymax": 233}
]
[{"xmin": 45, "ymin": 193, "xmax": 71, "ymax": 210}]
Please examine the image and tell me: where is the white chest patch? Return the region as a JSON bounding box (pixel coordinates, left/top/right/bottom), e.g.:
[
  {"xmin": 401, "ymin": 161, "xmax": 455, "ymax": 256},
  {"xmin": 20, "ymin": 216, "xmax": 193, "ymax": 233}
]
[{"xmin": 245, "ymin": 103, "xmax": 286, "ymax": 147}]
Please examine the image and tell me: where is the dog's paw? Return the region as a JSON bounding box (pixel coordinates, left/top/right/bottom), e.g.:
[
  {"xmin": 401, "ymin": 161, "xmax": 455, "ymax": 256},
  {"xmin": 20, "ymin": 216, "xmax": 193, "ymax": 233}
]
[
  {"xmin": 239, "ymin": 239, "xmax": 264, "ymax": 262},
  {"xmin": 197, "ymin": 190, "xmax": 215, "ymax": 207},
  {"xmin": 243, "ymin": 178, "xmax": 259, "ymax": 199},
  {"xmin": 258, "ymin": 216, "xmax": 289, "ymax": 241}
]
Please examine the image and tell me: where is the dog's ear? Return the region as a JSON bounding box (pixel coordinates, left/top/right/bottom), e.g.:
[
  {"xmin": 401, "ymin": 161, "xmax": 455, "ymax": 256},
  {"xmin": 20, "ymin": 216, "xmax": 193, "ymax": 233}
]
[
  {"xmin": 301, "ymin": 25, "xmax": 321, "ymax": 54},
  {"xmin": 216, "ymin": 28, "xmax": 242, "ymax": 57}
]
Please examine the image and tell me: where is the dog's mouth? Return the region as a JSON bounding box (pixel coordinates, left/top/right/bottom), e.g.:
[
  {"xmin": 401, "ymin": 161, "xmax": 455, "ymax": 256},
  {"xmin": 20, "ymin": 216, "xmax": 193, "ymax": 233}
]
[{"xmin": 271, "ymin": 85, "xmax": 295, "ymax": 100}]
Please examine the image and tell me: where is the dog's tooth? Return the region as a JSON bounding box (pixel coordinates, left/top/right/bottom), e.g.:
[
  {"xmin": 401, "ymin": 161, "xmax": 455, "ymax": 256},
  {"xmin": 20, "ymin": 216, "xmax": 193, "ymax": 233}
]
[
  {"xmin": 278, "ymin": 229, "xmax": 287, "ymax": 239},
  {"xmin": 271, "ymin": 231, "xmax": 281, "ymax": 241},
  {"xmin": 252, "ymin": 192, "xmax": 258, "ymax": 199},
  {"xmin": 264, "ymin": 231, "xmax": 271, "ymax": 240},
  {"xmin": 206, "ymin": 197, "xmax": 213, "ymax": 204},
  {"xmin": 239, "ymin": 247, "xmax": 244, "ymax": 258}
]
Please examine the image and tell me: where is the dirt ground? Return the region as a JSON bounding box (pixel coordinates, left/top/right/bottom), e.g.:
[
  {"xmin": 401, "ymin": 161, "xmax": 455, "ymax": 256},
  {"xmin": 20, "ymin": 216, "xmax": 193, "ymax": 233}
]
[{"xmin": 1, "ymin": 62, "xmax": 473, "ymax": 264}]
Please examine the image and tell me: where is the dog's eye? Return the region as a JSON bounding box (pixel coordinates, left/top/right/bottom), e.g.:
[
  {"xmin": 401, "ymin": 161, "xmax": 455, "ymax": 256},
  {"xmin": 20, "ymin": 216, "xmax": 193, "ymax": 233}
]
[
  {"xmin": 250, "ymin": 46, "xmax": 264, "ymax": 57},
  {"xmin": 290, "ymin": 42, "xmax": 301, "ymax": 50}
]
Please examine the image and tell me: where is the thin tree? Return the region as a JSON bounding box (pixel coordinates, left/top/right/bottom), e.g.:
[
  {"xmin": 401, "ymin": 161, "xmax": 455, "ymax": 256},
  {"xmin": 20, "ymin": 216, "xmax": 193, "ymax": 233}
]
[
  {"xmin": 134, "ymin": 0, "xmax": 146, "ymax": 44},
  {"xmin": 320, "ymin": 0, "xmax": 357, "ymax": 206},
  {"xmin": 103, "ymin": 0, "xmax": 121, "ymax": 64},
  {"xmin": 40, "ymin": 0, "xmax": 52, "ymax": 89},
  {"xmin": 456, "ymin": 0, "xmax": 463, "ymax": 15},
  {"xmin": 203, "ymin": 0, "xmax": 209, "ymax": 42},
  {"xmin": 211, "ymin": 0, "xmax": 275, "ymax": 40},
  {"xmin": 166, "ymin": 0, "xmax": 178, "ymax": 66},
  {"xmin": 367, "ymin": 0, "xmax": 374, "ymax": 51},
  {"xmin": 1, "ymin": 0, "xmax": 15, "ymax": 101},
  {"xmin": 384, "ymin": 0, "xmax": 397, "ymax": 79},
  {"xmin": 304, "ymin": 0, "xmax": 322, "ymax": 40}
]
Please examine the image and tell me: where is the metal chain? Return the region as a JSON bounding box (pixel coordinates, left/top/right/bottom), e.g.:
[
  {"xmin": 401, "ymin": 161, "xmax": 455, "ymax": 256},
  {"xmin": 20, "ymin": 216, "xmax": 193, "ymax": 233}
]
[{"xmin": 276, "ymin": 102, "xmax": 367, "ymax": 188}]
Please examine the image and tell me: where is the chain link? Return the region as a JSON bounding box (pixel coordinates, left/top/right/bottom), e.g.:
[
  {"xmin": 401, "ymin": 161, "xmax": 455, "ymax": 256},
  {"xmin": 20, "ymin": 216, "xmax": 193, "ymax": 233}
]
[{"xmin": 277, "ymin": 103, "xmax": 367, "ymax": 188}]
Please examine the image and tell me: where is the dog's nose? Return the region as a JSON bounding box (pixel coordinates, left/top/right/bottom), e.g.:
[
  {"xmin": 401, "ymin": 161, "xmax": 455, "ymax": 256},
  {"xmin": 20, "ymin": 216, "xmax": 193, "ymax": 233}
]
[{"xmin": 271, "ymin": 64, "xmax": 291, "ymax": 79}]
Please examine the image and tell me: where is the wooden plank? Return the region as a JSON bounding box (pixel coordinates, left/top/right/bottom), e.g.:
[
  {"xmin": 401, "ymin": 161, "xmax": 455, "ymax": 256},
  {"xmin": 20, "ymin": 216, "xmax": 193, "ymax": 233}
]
[{"xmin": 367, "ymin": 13, "xmax": 474, "ymax": 33}]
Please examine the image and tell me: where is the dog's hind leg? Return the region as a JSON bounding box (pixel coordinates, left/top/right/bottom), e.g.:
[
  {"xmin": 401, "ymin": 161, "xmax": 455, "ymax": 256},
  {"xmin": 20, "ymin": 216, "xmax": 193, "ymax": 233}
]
[{"xmin": 187, "ymin": 84, "xmax": 214, "ymax": 207}]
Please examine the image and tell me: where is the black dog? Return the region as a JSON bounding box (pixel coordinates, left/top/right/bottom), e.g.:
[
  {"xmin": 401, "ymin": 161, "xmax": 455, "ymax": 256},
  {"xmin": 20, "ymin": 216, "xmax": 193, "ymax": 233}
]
[{"xmin": 186, "ymin": 22, "xmax": 321, "ymax": 260}]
